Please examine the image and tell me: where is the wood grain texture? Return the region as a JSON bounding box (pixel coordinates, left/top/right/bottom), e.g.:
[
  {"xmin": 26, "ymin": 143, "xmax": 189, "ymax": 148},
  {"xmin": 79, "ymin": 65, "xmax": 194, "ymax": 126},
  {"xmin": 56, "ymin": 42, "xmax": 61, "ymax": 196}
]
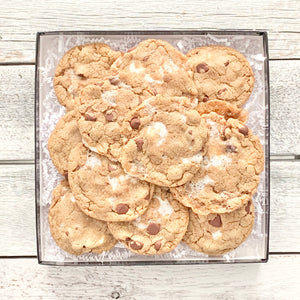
[
  {"xmin": 0, "ymin": 66, "xmax": 34, "ymax": 161},
  {"xmin": 1, "ymin": 161, "xmax": 300, "ymax": 256},
  {"xmin": 0, "ymin": 60, "xmax": 299, "ymax": 160},
  {"xmin": 1, "ymin": 255, "xmax": 300, "ymax": 299},
  {"xmin": 0, "ymin": 165, "xmax": 36, "ymax": 256},
  {"xmin": 0, "ymin": 0, "xmax": 299, "ymax": 62}
]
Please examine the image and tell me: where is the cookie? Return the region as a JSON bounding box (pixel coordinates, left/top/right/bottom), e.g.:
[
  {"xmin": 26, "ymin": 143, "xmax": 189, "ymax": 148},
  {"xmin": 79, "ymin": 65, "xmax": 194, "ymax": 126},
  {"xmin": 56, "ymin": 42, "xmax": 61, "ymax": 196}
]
[
  {"xmin": 49, "ymin": 180, "xmax": 117, "ymax": 256},
  {"xmin": 120, "ymin": 95, "xmax": 209, "ymax": 187},
  {"xmin": 197, "ymin": 100, "xmax": 248, "ymax": 123},
  {"xmin": 111, "ymin": 39, "xmax": 198, "ymax": 100},
  {"xmin": 187, "ymin": 45, "xmax": 255, "ymax": 107},
  {"xmin": 108, "ymin": 186, "xmax": 189, "ymax": 255},
  {"xmin": 68, "ymin": 143, "xmax": 153, "ymax": 222},
  {"xmin": 183, "ymin": 199, "xmax": 255, "ymax": 255},
  {"xmin": 171, "ymin": 112, "xmax": 264, "ymax": 215},
  {"xmin": 76, "ymin": 77, "xmax": 152, "ymax": 160},
  {"xmin": 48, "ymin": 111, "xmax": 82, "ymax": 176},
  {"xmin": 53, "ymin": 43, "xmax": 122, "ymax": 110}
]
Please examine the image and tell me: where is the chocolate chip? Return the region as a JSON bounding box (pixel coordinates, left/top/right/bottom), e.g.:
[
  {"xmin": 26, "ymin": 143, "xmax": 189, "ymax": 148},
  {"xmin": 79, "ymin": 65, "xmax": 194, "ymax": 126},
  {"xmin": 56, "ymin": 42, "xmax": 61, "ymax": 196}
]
[
  {"xmin": 245, "ymin": 201, "xmax": 251, "ymax": 214},
  {"xmin": 208, "ymin": 215, "xmax": 222, "ymax": 227},
  {"xmin": 130, "ymin": 240, "xmax": 143, "ymax": 250},
  {"xmin": 84, "ymin": 111, "xmax": 97, "ymax": 121},
  {"xmin": 145, "ymin": 193, "xmax": 151, "ymax": 200},
  {"xmin": 154, "ymin": 240, "xmax": 161, "ymax": 251},
  {"xmin": 66, "ymin": 231, "xmax": 69, "ymax": 236},
  {"xmin": 115, "ymin": 203, "xmax": 129, "ymax": 214},
  {"xmin": 83, "ymin": 245, "xmax": 86, "ymax": 248},
  {"xmin": 224, "ymin": 61, "xmax": 230, "ymax": 66},
  {"xmin": 147, "ymin": 223, "xmax": 160, "ymax": 235},
  {"xmin": 239, "ymin": 125, "xmax": 249, "ymax": 136},
  {"xmin": 217, "ymin": 88, "xmax": 227, "ymax": 95},
  {"xmin": 152, "ymin": 88, "xmax": 158, "ymax": 96},
  {"xmin": 64, "ymin": 172, "xmax": 68, "ymax": 180},
  {"xmin": 135, "ymin": 138, "xmax": 144, "ymax": 151},
  {"xmin": 203, "ymin": 96, "xmax": 209, "ymax": 102},
  {"xmin": 143, "ymin": 55, "xmax": 150, "ymax": 62},
  {"xmin": 196, "ymin": 63, "xmax": 209, "ymax": 73},
  {"xmin": 226, "ymin": 144, "xmax": 237, "ymax": 153},
  {"xmin": 125, "ymin": 237, "xmax": 131, "ymax": 244},
  {"xmin": 188, "ymin": 130, "xmax": 193, "ymax": 135},
  {"xmin": 105, "ymin": 111, "xmax": 117, "ymax": 122},
  {"xmin": 109, "ymin": 77, "xmax": 120, "ymax": 85},
  {"xmin": 130, "ymin": 117, "xmax": 141, "ymax": 130}
]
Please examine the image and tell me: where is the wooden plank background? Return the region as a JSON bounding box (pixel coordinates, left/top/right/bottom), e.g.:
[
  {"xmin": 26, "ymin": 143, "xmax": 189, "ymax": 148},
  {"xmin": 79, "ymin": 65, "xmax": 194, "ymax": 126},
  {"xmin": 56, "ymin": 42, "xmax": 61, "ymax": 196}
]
[{"xmin": 0, "ymin": 0, "xmax": 299, "ymax": 298}]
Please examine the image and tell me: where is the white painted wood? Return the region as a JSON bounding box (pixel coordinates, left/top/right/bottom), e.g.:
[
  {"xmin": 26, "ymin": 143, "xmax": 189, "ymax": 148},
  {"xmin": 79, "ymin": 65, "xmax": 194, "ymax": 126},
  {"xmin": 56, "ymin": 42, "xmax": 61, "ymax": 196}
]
[
  {"xmin": 1, "ymin": 255, "xmax": 300, "ymax": 299},
  {"xmin": 0, "ymin": 0, "xmax": 299, "ymax": 62},
  {"xmin": 0, "ymin": 60, "xmax": 299, "ymax": 160},
  {"xmin": 0, "ymin": 161, "xmax": 300, "ymax": 256},
  {"xmin": 0, "ymin": 66, "xmax": 34, "ymax": 161},
  {"xmin": 0, "ymin": 165, "xmax": 36, "ymax": 256}
]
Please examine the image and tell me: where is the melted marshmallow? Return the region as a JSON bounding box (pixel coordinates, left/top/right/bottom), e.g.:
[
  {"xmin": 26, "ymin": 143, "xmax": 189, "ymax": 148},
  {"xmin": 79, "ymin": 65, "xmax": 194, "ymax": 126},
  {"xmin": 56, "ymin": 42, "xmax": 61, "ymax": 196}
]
[
  {"xmin": 147, "ymin": 122, "xmax": 168, "ymax": 146},
  {"xmin": 156, "ymin": 196, "xmax": 174, "ymax": 216},
  {"xmin": 83, "ymin": 153, "xmax": 102, "ymax": 169},
  {"xmin": 101, "ymin": 90, "xmax": 117, "ymax": 107},
  {"xmin": 187, "ymin": 175, "xmax": 214, "ymax": 196},
  {"xmin": 212, "ymin": 230, "xmax": 222, "ymax": 240},
  {"xmin": 205, "ymin": 155, "xmax": 232, "ymax": 168},
  {"xmin": 129, "ymin": 62, "xmax": 145, "ymax": 74},
  {"xmin": 182, "ymin": 152, "xmax": 203, "ymax": 164}
]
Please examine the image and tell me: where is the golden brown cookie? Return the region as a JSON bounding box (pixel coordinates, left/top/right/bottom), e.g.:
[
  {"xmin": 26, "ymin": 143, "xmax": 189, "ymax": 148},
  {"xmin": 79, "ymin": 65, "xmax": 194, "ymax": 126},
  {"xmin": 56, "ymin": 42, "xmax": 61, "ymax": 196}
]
[
  {"xmin": 48, "ymin": 180, "xmax": 117, "ymax": 256},
  {"xmin": 68, "ymin": 143, "xmax": 153, "ymax": 222},
  {"xmin": 183, "ymin": 200, "xmax": 255, "ymax": 255},
  {"xmin": 76, "ymin": 78, "xmax": 152, "ymax": 160},
  {"xmin": 111, "ymin": 39, "xmax": 198, "ymax": 99},
  {"xmin": 48, "ymin": 111, "xmax": 82, "ymax": 176},
  {"xmin": 171, "ymin": 112, "xmax": 264, "ymax": 215},
  {"xmin": 108, "ymin": 186, "xmax": 189, "ymax": 255},
  {"xmin": 53, "ymin": 43, "xmax": 122, "ymax": 110},
  {"xmin": 197, "ymin": 100, "xmax": 248, "ymax": 123},
  {"xmin": 120, "ymin": 95, "xmax": 209, "ymax": 187},
  {"xmin": 187, "ymin": 45, "xmax": 255, "ymax": 107}
]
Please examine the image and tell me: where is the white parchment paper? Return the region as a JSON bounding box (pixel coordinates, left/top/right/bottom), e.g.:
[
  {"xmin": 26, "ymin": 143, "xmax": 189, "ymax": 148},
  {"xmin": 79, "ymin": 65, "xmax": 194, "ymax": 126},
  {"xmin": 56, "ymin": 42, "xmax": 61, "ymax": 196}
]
[{"xmin": 37, "ymin": 32, "xmax": 268, "ymax": 264}]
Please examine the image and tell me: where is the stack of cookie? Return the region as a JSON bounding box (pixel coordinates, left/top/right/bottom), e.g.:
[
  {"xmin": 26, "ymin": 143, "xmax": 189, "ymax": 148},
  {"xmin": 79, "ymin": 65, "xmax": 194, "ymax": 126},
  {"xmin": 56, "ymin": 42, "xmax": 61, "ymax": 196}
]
[{"xmin": 48, "ymin": 40, "xmax": 264, "ymax": 257}]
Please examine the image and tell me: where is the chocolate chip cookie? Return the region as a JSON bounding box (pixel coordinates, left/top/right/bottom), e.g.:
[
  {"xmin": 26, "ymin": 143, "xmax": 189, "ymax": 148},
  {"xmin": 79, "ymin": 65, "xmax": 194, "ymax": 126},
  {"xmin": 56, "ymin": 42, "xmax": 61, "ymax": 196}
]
[
  {"xmin": 111, "ymin": 39, "xmax": 197, "ymax": 99},
  {"xmin": 49, "ymin": 180, "xmax": 117, "ymax": 256},
  {"xmin": 183, "ymin": 199, "xmax": 255, "ymax": 255},
  {"xmin": 187, "ymin": 45, "xmax": 255, "ymax": 107},
  {"xmin": 120, "ymin": 95, "xmax": 209, "ymax": 187},
  {"xmin": 76, "ymin": 77, "xmax": 152, "ymax": 160},
  {"xmin": 68, "ymin": 143, "xmax": 153, "ymax": 222},
  {"xmin": 53, "ymin": 43, "xmax": 122, "ymax": 110},
  {"xmin": 171, "ymin": 112, "xmax": 264, "ymax": 215},
  {"xmin": 48, "ymin": 111, "xmax": 82, "ymax": 176},
  {"xmin": 108, "ymin": 186, "xmax": 189, "ymax": 255}
]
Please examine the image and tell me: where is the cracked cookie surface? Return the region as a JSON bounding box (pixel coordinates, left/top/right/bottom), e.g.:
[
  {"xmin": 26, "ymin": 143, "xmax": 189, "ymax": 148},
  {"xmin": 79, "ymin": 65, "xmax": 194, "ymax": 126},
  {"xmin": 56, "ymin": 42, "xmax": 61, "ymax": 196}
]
[
  {"xmin": 187, "ymin": 45, "xmax": 255, "ymax": 107},
  {"xmin": 49, "ymin": 180, "xmax": 117, "ymax": 256},
  {"xmin": 48, "ymin": 111, "xmax": 82, "ymax": 176},
  {"xmin": 53, "ymin": 43, "xmax": 122, "ymax": 110},
  {"xmin": 76, "ymin": 77, "xmax": 153, "ymax": 160},
  {"xmin": 171, "ymin": 112, "xmax": 264, "ymax": 215},
  {"xmin": 183, "ymin": 199, "xmax": 255, "ymax": 255},
  {"xmin": 68, "ymin": 143, "xmax": 153, "ymax": 222},
  {"xmin": 120, "ymin": 95, "xmax": 209, "ymax": 187},
  {"xmin": 108, "ymin": 186, "xmax": 189, "ymax": 255},
  {"xmin": 111, "ymin": 39, "xmax": 198, "ymax": 99}
]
